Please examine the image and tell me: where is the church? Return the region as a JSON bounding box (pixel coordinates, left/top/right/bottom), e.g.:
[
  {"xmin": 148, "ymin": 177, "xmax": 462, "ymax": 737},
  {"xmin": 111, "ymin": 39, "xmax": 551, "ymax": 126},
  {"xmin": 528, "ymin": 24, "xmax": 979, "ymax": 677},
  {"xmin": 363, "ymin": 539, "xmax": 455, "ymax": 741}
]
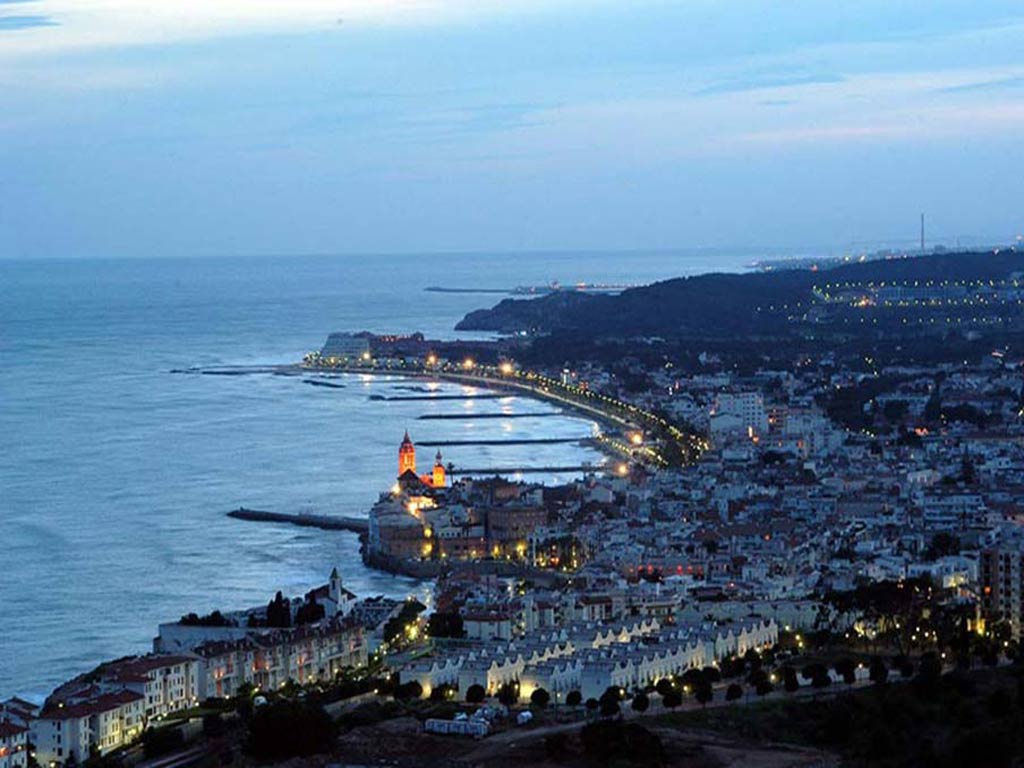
[{"xmin": 397, "ymin": 431, "xmax": 447, "ymax": 489}]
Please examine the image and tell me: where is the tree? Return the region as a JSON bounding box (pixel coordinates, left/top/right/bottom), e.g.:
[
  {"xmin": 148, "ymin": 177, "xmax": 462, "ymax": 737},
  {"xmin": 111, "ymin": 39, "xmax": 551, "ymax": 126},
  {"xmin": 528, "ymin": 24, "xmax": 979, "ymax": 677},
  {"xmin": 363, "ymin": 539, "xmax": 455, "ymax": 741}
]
[
  {"xmin": 835, "ymin": 658, "xmax": 857, "ymax": 686},
  {"xmin": 245, "ymin": 701, "xmax": 335, "ymax": 761},
  {"xmin": 725, "ymin": 683, "xmax": 743, "ymax": 701},
  {"xmin": 599, "ymin": 686, "xmax": 623, "ymax": 712},
  {"xmin": 585, "ymin": 698, "xmax": 599, "ymax": 714},
  {"xmin": 465, "ymin": 684, "xmax": 486, "ymax": 704},
  {"xmin": 755, "ymin": 679, "xmax": 774, "ymax": 697},
  {"xmin": 265, "ymin": 591, "xmax": 291, "ymax": 628},
  {"xmin": 599, "ymin": 697, "xmax": 620, "ymax": 718},
  {"xmin": 631, "ymin": 692, "xmax": 650, "ymax": 714},
  {"xmin": 681, "ymin": 668, "xmax": 705, "ymax": 688},
  {"xmin": 566, "ymin": 690, "xmax": 582, "ymax": 707},
  {"xmin": 429, "ymin": 684, "xmax": 453, "ymax": 702},
  {"xmin": 426, "ymin": 612, "xmax": 465, "ymax": 639},
  {"xmin": 294, "ymin": 596, "xmax": 325, "ymax": 626},
  {"xmin": 662, "ymin": 690, "xmax": 682, "ymax": 710},
  {"xmin": 869, "ymin": 657, "xmax": 889, "ymax": 685},
  {"xmin": 924, "ymin": 532, "xmax": 960, "ymax": 561},
  {"xmin": 803, "ymin": 663, "xmax": 830, "ymax": 689},
  {"xmin": 530, "ymin": 688, "xmax": 551, "ymax": 709},
  {"xmin": 695, "ymin": 682, "xmax": 713, "ymax": 707},
  {"xmin": 748, "ymin": 668, "xmax": 769, "ymax": 689},
  {"xmin": 702, "ymin": 666, "xmax": 722, "ymax": 684},
  {"xmin": 497, "ymin": 682, "xmax": 519, "ymax": 707},
  {"xmin": 655, "ymin": 678, "xmax": 674, "ymax": 697}
]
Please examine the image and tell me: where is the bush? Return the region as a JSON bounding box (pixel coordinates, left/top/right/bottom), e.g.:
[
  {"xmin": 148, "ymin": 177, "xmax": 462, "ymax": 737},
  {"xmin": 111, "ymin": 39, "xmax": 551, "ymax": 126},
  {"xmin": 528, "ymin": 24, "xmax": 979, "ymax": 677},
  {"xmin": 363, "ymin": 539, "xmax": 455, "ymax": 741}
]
[
  {"xmin": 631, "ymin": 692, "xmax": 650, "ymax": 713},
  {"xmin": 835, "ymin": 658, "xmax": 857, "ymax": 686},
  {"xmin": 429, "ymin": 684, "xmax": 454, "ymax": 702},
  {"xmin": 465, "ymin": 684, "xmax": 486, "ymax": 704},
  {"xmin": 497, "ymin": 682, "xmax": 518, "ymax": 707},
  {"xmin": 566, "ymin": 690, "xmax": 582, "ymax": 707},
  {"xmin": 530, "ymin": 688, "xmax": 551, "ymax": 709},
  {"xmin": 245, "ymin": 701, "xmax": 335, "ymax": 762},
  {"xmin": 662, "ymin": 690, "xmax": 682, "ymax": 710},
  {"xmin": 726, "ymin": 683, "xmax": 743, "ymax": 701}
]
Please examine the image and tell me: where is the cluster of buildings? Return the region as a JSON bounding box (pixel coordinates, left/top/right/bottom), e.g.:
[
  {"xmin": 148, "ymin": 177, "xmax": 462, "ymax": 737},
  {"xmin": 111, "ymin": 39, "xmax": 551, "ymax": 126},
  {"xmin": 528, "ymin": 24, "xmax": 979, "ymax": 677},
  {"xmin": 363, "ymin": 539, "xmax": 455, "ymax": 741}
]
[
  {"xmin": 11, "ymin": 569, "xmax": 404, "ymax": 766},
  {"xmin": 367, "ymin": 434, "xmax": 548, "ymax": 569},
  {"xmin": 12, "ymin": 331, "xmax": 1024, "ymax": 764},
  {"xmin": 375, "ymin": 350, "xmax": 1024, "ymax": 697},
  {"xmin": 400, "ymin": 613, "xmax": 778, "ymax": 703}
]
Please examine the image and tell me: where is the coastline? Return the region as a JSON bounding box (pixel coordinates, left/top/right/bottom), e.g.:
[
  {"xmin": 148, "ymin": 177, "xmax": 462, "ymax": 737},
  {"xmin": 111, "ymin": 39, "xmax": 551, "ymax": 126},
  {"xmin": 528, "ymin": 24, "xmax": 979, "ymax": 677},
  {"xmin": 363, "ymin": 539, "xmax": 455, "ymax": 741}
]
[{"xmin": 182, "ymin": 362, "xmax": 628, "ymax": 463}]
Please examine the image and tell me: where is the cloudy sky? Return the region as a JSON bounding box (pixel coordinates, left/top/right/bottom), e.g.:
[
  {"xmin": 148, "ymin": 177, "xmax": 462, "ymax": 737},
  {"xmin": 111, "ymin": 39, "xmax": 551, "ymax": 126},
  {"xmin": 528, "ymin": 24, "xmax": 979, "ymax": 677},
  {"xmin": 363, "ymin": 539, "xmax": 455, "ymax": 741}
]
[{"xmin": 2, "ymin": 0, "xmax": 1023, "ymax": 258}]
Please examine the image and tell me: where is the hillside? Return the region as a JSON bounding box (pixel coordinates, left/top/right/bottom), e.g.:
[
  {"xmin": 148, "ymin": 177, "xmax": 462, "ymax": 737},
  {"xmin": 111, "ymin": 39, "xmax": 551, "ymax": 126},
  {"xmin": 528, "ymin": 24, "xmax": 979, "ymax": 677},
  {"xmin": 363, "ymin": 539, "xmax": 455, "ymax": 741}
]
[{"xmin": 456, "ymin": 249, "xmax": 1024, "ymax": 339}]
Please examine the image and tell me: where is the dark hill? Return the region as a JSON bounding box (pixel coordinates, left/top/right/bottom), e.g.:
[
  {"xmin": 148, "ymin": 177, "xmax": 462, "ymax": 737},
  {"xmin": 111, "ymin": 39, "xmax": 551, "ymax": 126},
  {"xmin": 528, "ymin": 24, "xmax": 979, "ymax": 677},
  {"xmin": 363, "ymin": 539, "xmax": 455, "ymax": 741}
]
[{"xmin": 456, "ymin": 249, "xmax": 1024, "ymax": 338}]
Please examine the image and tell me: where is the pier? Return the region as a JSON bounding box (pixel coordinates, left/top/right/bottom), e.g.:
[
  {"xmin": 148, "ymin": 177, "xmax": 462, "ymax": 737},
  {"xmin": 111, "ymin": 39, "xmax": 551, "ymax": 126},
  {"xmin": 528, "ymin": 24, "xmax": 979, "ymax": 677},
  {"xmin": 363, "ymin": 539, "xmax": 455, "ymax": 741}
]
[
  {"xmin": 418, "ymin": 411, "xmax": 560, "ymax": 420},
  {"xmin": 418, "ymin": 437, "xmax": 584, "ymax": 447},
  {"xmin": 227, "ymin": 507, "xmax": 368, "ymax": 535},
  {"xmin": 368, "ymin": 393, "xmax": 508, "ymax": 401},
  {"xmin": 448, "ymin": 465, "xmax": 598, "ymax": 476}
]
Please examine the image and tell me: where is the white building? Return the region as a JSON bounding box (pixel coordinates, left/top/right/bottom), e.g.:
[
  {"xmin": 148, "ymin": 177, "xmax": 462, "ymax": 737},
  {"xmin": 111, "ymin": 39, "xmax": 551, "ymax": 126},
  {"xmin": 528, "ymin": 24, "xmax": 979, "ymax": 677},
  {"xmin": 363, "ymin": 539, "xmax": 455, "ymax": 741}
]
[
  {"xmin": 710, "ymin": 392, "xmax": 769, "ymax": 445},
  {"xmin": 33, "ymin": 691, "xmax": 145, "ymax": 766},
  {"xmin": 0, "ymin": 723, "xmax": 29, "ymax": 768}
]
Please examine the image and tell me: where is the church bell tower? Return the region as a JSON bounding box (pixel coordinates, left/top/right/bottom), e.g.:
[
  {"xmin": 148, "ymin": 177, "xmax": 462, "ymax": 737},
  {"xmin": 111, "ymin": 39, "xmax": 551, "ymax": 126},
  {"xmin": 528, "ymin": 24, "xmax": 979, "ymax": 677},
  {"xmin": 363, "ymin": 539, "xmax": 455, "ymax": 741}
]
[{"xmin": 398, "ymin": 431, "xmax": 417, "ymax": 476}]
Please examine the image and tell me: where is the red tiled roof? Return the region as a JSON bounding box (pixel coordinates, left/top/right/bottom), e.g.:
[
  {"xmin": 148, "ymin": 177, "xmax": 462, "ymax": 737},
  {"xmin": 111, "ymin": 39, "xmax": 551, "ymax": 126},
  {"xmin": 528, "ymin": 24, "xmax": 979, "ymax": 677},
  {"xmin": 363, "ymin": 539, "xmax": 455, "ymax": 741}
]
[
  {"xmin": 104, "ymin": 655, "xmax": 194, "ymax": 680},
  {"xmin": 41, "ymin": 691, "xmax": 143, "ymax": 721},
  {"xmin": 0, "ymin": 723, "xmax": 28, "ymax": 739}
]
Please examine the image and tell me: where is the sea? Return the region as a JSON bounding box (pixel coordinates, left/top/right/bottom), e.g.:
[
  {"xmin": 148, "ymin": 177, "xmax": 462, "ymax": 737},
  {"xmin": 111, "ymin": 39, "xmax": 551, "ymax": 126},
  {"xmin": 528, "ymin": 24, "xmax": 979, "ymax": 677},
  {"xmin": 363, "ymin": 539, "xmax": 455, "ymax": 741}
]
[{"xmin": 0, "ymin": 250, "xmax": 757, "ymax": 700}]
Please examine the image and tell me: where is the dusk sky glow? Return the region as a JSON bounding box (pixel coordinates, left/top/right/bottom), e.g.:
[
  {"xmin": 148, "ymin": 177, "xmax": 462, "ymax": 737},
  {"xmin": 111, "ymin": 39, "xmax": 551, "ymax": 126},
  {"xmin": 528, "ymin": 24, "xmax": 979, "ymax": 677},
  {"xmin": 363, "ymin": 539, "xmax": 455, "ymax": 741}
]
[{"xmin": 2, "ymin": 0, "xmax": 1023, "ymax": 258}]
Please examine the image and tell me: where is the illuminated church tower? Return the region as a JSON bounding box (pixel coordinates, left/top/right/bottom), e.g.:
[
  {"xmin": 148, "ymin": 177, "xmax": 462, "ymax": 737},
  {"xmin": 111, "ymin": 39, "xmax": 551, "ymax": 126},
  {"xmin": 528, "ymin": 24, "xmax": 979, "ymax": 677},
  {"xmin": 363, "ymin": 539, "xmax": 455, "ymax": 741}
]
[
  {"xmin": 432, "ymin": 450, "xmax": 446, "ymax": 487},
  {"xmin": 397, "ymin": 432, "xmax": 447, "ymax": 488},
  {"xmin": 398, "ymin": 431, "xmax": 416, "ymax": 476}
]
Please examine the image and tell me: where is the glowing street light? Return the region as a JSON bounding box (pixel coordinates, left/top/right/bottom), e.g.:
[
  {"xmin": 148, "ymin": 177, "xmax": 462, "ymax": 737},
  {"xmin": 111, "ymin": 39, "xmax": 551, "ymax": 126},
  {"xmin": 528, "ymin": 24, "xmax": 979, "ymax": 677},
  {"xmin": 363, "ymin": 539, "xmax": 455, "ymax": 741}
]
[{"xmin": 463, "ymin": 357, "xmax": 475, "ymax": 370}]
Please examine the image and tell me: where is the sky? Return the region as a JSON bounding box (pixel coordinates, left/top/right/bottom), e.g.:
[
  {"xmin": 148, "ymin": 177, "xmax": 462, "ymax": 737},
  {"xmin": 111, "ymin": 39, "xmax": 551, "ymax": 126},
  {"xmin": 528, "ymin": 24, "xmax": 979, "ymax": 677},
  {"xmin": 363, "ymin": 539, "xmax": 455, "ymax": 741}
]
[{"xmin": 1, "ymin": 0, "xmax": 1023, "ymax": 259}]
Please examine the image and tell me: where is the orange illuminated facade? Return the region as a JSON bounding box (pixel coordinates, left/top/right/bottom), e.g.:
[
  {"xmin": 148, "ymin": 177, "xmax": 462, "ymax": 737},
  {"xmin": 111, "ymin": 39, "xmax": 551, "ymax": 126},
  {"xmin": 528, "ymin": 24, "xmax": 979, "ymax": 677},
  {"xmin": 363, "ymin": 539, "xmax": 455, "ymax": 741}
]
[{"xmin": 397, "ymin": 432, "xmax": 446, "ymax": 488}]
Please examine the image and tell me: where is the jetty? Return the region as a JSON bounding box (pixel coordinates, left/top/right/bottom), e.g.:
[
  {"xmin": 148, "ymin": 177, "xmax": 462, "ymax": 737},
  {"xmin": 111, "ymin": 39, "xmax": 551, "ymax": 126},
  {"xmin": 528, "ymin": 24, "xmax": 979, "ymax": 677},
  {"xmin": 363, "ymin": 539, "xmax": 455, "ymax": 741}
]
[
  {"xmin": 418, "ymin": 411, "xmax": 559, "ymax": 420},
  {"xmin": 418, "ymin": 437, "xmax": 583, "ymax": 447},
  {"xmin": 227, "ymin": 507, "xmax": 368, "ymax": 535}
]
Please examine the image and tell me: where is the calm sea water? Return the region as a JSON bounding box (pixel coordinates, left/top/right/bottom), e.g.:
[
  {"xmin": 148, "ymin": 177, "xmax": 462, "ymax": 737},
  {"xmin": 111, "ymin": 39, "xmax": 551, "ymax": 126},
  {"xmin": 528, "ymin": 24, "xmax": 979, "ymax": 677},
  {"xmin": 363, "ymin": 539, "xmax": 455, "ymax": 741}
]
[{"xmin": 0, "ymin": 250, "xmax": 754, "ymax": 700}]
